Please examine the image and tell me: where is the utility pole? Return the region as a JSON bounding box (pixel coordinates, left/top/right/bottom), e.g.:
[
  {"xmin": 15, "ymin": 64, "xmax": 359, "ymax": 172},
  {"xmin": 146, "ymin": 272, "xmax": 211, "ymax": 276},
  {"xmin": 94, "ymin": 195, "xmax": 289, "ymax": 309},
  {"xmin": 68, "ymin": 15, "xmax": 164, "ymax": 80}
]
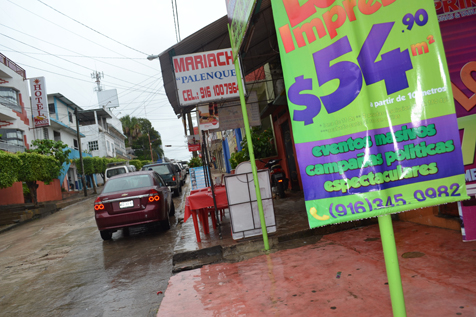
[
  {"xmin": 75, "ymin": 108, "xmax": 88, "ymax": 197},
  {"xmin": 187, "ymin": 112, "xmax": 197, "ymax": 158},
  {"xmin": 148, "ymin": 133, "xmax": 154, "ymax": 162}
]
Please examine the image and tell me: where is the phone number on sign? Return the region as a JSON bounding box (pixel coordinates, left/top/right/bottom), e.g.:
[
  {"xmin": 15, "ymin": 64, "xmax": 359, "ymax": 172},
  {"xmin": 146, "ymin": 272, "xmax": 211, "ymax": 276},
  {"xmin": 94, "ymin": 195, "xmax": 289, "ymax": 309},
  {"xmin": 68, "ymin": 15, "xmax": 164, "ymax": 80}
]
[
  {"xmin": 182, "ymin": 82, "xmax": 239, "ymax": 102},
  {"xmin": 327, "ymin": 183, "xmax": 462, "ymax": 218}
]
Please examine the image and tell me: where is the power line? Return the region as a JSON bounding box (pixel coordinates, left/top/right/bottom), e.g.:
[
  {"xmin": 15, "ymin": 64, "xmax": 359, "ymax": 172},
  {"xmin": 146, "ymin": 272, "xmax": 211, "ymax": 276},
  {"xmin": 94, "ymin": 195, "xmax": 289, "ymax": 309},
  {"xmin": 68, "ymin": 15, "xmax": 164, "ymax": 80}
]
[
  {"xmin": 0, "ymin": 23, "xmax": 154, "ymax": 77},
  {"xmin": 36, "ymin": 0, "xmax": 149, "ymax": 56},
  {"xmin": 1, "ymin": 32, "xmax": 165, "ymax": 91},
  {"xmin": 174, "ymin": 0, "xmax": 181, "ymax": 41},
  {"xmin": 5, "ymin": 0, "xmax": 157, "ymax": 71},
  {"xmin": 171, "ymin": 0, "xmax": 180, "ymax": 42},
  {"xmin": 19, "ymin": 63, "xmax": 94, "ymax": 84},
  {"xmin": 0, "ymin": 50, "xmax": 145, "ymax": 59},
  {"xmin": 0, "ymin": 43, "xmax": 90, "ymax": 79}
]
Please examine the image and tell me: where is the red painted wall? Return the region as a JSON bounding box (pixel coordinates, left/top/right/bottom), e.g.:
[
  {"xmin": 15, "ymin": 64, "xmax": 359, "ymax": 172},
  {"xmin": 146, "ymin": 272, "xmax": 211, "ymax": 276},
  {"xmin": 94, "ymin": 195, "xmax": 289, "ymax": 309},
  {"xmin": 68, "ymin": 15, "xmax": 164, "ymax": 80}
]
[
  {"xmin": 0, "ymin": 182, "xmax": 24, "ymax": 205},
  {"xmin": 270, "ymin": 105, "xmax": 302, "ymax": 190},
  {"xmin": 0, "ymin": 179, "xmax": 62, "ymax": 206},
  {"xmin": 37, "ymin": 179, "xmax": 62, "ymax": 202}
]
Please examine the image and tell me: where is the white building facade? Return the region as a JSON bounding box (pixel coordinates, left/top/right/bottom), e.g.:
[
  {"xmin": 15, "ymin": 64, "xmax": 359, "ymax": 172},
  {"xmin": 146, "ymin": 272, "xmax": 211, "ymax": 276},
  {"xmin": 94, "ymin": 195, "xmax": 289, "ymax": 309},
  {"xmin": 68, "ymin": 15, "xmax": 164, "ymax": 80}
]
[{"xmin": 0, "ymin": 52, "xmax": 34, "ymax": 153}]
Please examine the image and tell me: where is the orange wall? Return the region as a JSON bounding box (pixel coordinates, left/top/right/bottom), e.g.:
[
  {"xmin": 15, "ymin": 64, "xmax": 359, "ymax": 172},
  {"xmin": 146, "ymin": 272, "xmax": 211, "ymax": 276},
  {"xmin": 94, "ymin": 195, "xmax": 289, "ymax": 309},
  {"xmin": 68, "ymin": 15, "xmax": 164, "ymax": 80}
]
[
  {"xmin": 0, "ymin": 179, "xmax": 62, "ymax": 206},
  {"xmin": 271, "ymin": 105, "xmax": 302, "ymax": 190},
  {"xmin": 0, "ymin": 182, "xmax": 24, "ymax": 205},
  {"xmin": 37, "ymin": 179, "xmax": 62, "ymax": 202}
]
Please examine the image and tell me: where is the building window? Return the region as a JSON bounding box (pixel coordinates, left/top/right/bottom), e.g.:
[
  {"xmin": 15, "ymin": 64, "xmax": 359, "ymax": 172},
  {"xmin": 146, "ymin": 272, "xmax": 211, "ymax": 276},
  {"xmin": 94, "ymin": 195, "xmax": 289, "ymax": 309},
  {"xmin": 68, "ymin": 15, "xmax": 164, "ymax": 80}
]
[
  {"xmin": 0, "ymin": 87, "xmax": 21, "ymax": 112},
  {"xmin": 88, "ymin": 140, "xmax": 98, "ymax": 151},
  {"xmin": 68, "ymin": 112, "xmax": 73, "ymax": 123},
  {"xmin": 0, "ymin": 129, "xmax": 24, "ymax": 145},
  {"xmin": 73, "ymin": 139, "xmax": 78, "ymax": 150},
  {"xmin": 107, "ymin": 140, "xmax": 110, "ymax": 151},
  {"xmin": 48, "ymin": 103, "xmax": 55, "ymax": 115},
  {"xmin": 53, "ymin": 130, "xmax": 61, "ymax": 142},
  {"xmin": 43, "ymin": 128, "xmax": 49, "ymax": 140}
]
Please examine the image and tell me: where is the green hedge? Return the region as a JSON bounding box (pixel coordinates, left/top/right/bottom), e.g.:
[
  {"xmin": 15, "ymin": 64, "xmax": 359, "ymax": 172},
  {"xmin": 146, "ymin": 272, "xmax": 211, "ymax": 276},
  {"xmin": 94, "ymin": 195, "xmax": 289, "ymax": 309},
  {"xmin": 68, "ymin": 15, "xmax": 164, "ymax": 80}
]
[{"xmin": 0, "ymin": 151, "xmax": 22, "ymax": 189}]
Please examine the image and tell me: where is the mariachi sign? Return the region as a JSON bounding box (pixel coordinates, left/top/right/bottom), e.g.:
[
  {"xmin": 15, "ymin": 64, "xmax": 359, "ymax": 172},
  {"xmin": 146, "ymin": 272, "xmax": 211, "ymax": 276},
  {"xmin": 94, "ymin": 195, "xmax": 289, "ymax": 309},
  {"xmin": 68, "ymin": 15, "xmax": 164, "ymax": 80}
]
[
  {"xmin": 29, "ymin": 77, "xmax": 50, "ymax": 128},
  {"xmin": 271, "ymin": 0, "xmax": 469, "ymax": 228},
  {"xmin": 172, "ymin": 48, "xmax": 241, "ymax": 106}
]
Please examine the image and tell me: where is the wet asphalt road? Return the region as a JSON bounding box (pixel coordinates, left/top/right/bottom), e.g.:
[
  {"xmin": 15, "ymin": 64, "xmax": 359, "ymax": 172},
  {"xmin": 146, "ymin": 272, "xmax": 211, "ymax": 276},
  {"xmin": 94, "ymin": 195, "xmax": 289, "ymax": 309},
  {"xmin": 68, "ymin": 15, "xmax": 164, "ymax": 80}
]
[{"xmin": 0, "ymin": 182, "xmax": 189, "ymax": 317}]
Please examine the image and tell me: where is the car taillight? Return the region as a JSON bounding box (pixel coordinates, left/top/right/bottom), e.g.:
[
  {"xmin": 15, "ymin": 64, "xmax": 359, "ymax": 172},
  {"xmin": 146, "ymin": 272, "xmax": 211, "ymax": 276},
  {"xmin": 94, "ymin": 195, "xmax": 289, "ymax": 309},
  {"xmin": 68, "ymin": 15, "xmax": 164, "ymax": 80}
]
[
  {"xmin": 274, "ymin": 168, "xmax": 283, "ymax": 173},
  {"xmin": 148, "ymin": 189, "xmax": 160, "ymax": 203},
  {"xmin": 172, "ymin": 176, "xmax": 176, "ymax": 181},
  {"xmin": 94, "ymin": 197, "xmax": 105, "ymax": 211},
  {"xmin": 278, "ymin": 179, "xmax": 283, "ymax": 183}
]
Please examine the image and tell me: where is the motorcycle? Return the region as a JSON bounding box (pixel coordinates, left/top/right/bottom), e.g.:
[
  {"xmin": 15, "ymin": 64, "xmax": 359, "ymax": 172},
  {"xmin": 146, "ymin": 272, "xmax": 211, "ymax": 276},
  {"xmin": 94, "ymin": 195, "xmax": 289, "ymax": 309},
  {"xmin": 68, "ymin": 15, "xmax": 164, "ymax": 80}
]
[{"xmin": 261, "ymin": 159, "xmax": 289, "ymax": 198}]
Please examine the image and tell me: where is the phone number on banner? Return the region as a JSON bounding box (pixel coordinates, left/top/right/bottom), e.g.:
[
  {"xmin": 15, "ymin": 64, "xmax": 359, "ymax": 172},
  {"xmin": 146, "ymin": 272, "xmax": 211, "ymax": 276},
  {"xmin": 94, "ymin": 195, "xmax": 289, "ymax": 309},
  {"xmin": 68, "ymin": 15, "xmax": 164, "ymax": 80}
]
[
  {"xmin": 182, "ymin": 82, "xmax": 239, "ymax": 102},
  {"xmin": 307, "ymin": 175, "xmax": 465, "ymax": 224}
]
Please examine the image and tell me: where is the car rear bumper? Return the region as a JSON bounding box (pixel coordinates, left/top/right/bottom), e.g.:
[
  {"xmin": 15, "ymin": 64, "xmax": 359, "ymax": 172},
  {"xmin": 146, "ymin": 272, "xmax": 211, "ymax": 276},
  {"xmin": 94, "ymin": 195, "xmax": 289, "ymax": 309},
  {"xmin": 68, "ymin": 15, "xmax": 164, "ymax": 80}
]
[{"xmin": 95, "ymin": 205, "xmax": 164, "ymax": 231}]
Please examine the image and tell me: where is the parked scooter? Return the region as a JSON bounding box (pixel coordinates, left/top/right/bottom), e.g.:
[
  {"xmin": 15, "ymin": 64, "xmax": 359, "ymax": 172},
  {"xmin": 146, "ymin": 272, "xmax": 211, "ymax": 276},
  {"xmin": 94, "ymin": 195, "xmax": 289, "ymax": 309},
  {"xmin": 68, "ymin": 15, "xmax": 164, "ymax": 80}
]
[{"xmin": 261, "ymin": 159, "xmax": 289, "ymax": 198}]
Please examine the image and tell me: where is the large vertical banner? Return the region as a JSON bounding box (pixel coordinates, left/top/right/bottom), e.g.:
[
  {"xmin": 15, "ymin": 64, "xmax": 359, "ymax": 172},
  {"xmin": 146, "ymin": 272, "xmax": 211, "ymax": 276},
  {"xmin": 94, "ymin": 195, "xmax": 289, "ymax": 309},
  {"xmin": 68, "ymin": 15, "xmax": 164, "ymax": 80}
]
[
  {"xmin": 436, "ymin": 1, "xmax": 476, "ymax": 241},
  {"xmin": 271, "ymin": 0, "xmax": 469, "ymax": 228},
  {"xmin": 226, "ymin": 0, "xmax": 258, "ymax": 59},
  {"xmin": 29, "ymin": 77, "xmax": 50, "ymax": 128}
]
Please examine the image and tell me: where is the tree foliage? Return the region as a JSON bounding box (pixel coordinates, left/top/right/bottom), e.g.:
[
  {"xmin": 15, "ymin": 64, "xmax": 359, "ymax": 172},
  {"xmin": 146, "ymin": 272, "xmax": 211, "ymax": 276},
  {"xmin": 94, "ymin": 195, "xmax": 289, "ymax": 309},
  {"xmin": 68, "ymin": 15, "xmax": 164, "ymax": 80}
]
[
  {"xmin": 17, "ymin": 152, "xmax": 60, "ymax": 205},
  {"xmin": 29, "ymin": 139, "xmax": 72, "ymax": 175},
  {"xmin": 230, "ymin": 151, "xmax": 247, "ymax": 170},
  {"xmin": 189, "ymin": 156, "xmax": 202, "ymax": 168},
  {"xmin": 0, "ymin": 151, "xmax": 22, "ymax": 189},
  {"xmin": 120, "ymin": 116, "xmax": 163, "ymax": 161},
  {"xmin": 129, "ymin": 159, "xmax": 142, "ymax": 170},
  {"xmin": 240, "ymin": 127, "xmax": 276, "ymax": 160}
]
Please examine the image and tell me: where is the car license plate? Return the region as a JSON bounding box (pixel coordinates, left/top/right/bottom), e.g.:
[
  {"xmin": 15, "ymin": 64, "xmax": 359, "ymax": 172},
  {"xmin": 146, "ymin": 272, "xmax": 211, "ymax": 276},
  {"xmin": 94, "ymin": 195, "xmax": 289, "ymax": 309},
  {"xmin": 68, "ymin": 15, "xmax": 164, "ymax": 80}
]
[
  {"xmin": 119, "ymin": 200, "xmax": 134, "ymax": 208},
  {"xmin": 273, "ymin": 173, "xmax": 283, "ymax": 178}
]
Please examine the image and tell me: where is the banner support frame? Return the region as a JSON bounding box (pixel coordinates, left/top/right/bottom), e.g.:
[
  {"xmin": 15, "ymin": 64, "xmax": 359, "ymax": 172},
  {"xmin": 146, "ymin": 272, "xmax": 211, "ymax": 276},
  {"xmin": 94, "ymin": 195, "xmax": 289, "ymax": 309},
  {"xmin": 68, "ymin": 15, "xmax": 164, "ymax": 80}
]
[{"xmin": 228, "ymin": 24, "xmax": 270, "ymax": 251}]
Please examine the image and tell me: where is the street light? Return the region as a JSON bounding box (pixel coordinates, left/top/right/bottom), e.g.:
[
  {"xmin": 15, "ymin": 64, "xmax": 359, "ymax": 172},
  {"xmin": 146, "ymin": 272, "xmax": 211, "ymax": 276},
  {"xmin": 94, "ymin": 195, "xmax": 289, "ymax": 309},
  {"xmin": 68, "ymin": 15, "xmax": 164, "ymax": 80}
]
[{"xmin": 147, "ymin": 54, "xmax": 160, "ymax": 61}]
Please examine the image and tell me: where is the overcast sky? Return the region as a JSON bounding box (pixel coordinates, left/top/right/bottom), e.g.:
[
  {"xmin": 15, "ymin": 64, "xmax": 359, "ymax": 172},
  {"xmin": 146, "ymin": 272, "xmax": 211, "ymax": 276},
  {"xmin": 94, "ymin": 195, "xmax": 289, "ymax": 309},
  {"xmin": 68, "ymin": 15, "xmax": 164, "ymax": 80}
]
[{"xmin": 0, "ymin": 0, "xmax": 228, "ymax": 161}]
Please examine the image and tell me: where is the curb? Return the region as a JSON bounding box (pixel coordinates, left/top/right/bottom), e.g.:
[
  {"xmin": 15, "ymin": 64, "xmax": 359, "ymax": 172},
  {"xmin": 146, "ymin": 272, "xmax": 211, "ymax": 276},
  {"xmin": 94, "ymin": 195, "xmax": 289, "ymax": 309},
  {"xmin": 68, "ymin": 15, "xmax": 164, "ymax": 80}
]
[{"xmin": 172, "ymin": 217, "xmax": 379, "ymax": 273}]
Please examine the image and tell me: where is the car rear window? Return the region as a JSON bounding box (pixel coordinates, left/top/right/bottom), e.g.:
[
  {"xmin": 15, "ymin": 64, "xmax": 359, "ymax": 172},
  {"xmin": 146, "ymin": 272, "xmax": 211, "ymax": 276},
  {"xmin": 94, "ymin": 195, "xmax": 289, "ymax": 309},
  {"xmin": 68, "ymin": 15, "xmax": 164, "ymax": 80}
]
[
  {"xmin": 103, "ymin": 175, "xmax": 153, "ymax": 193},
  {"xmin": 106, "ymin": 167, "xmax": 127, "ymax": 178},
  {"xmin": 144, "ymin": 165, "xmax": 171, "ymax": 175}
]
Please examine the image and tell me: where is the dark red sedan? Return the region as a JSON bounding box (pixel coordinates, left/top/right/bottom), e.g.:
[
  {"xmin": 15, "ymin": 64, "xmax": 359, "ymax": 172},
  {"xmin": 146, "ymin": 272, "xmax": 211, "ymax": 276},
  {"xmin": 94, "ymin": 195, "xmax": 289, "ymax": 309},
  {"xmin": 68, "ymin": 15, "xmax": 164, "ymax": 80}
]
[{"xmin": 94, "ymin": 171, "xmax": 174, "ymax": 240}]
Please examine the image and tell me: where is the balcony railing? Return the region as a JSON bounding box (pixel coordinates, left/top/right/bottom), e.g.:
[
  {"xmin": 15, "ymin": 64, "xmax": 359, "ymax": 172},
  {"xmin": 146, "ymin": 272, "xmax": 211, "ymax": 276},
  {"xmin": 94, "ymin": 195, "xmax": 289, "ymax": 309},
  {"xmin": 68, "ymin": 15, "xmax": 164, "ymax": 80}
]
[
  {"xmin": 0, "ymin": 53, "xmax": 26, "ymax": 80},
  {"xmin": 0, "ymin": 140, "xmax": 26, "ymax": 153}
]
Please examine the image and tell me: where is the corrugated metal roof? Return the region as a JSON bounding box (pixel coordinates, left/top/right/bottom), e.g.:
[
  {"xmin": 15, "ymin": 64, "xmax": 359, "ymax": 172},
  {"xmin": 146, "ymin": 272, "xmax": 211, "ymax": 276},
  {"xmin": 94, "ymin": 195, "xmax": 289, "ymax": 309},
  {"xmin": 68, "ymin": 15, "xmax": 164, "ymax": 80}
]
[{"xmin": 158, "ymin": 0, "xmax": 279, "ymax": 115}]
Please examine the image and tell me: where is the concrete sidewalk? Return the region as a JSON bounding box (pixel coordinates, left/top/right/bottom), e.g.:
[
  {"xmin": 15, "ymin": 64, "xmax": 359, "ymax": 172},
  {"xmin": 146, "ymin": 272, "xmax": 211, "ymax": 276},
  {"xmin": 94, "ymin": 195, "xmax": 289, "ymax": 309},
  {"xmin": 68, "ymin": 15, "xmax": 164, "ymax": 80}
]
[
  {"xmin": 172, "ymin": 189, "xmax": 379, "ymax": 273},
  {"xmin": 160, "ymin": 220, "xmax": 476, "ymax": 316}
]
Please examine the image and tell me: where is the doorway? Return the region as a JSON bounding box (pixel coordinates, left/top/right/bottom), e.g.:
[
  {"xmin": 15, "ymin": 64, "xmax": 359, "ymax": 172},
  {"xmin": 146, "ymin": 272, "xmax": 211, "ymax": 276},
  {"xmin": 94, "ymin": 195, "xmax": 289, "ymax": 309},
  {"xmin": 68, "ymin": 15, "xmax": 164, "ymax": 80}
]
[{"xmin": 281, "ymin": 121, "xmax": 300, "ymax": 190}]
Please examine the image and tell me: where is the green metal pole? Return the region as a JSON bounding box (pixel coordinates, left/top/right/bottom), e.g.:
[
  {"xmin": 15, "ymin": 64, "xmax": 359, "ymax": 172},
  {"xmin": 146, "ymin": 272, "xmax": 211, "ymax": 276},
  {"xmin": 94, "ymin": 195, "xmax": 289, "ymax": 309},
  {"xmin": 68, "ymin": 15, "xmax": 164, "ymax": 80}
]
[
  {"xmin": 228, "ymin": 24, "xmax": 269, "ymax": 251},
  {"xmin": 378, "ymin": 214, "xmax": 407, "ymax": 317}
]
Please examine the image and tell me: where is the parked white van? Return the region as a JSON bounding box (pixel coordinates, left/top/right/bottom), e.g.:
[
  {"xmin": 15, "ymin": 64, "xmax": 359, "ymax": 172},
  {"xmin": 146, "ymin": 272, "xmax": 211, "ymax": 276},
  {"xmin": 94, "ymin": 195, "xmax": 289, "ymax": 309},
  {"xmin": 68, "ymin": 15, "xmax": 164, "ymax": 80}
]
[{"xmin": 105, "ymin": 162, "xmax": 136, "ymax": 182}]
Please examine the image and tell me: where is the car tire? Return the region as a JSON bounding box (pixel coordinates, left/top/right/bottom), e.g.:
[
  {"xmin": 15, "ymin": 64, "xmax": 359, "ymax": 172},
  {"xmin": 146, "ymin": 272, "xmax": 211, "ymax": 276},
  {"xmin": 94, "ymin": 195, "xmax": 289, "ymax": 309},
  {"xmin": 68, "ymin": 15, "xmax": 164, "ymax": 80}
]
[
  {"xmin": 100, "ymin": 230, "xmax": 112, "ymax": 240},
  {"xmin": 169, "ymin": 201, "xmax": 175, "ymax": 217},
  {"xmin": 174, "ymin": 188, "xmax": 179, "ymax": 197},
  {"xmin": 160, "ymin": 213, "xmax": 171, "ymax": 231}
]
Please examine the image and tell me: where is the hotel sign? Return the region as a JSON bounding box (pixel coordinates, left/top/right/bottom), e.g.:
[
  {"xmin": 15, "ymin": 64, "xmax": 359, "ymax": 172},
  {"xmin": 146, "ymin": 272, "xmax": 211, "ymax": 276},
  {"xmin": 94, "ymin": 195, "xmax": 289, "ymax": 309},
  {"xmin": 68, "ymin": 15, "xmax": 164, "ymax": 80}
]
[{"xmin": 29, "ymin": 77, "xmax": 50, "ymax": 128}]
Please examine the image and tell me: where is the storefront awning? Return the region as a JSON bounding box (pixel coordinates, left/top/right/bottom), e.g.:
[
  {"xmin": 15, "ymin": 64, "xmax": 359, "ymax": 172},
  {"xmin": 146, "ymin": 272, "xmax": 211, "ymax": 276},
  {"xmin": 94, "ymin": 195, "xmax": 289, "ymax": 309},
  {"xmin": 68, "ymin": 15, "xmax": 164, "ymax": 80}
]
[{"xmin": 158, "ymin": 0, "xmax": 278, "ymax": 115}]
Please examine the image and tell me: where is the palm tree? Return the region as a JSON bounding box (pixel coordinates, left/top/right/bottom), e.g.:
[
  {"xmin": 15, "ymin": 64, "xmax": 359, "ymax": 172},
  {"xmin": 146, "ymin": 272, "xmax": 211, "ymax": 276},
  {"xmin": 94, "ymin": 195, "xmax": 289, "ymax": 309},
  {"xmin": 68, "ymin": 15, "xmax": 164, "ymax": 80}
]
[{"xmin": 120, "ymin": 115, "xmax": 142, "ymax": 146}]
